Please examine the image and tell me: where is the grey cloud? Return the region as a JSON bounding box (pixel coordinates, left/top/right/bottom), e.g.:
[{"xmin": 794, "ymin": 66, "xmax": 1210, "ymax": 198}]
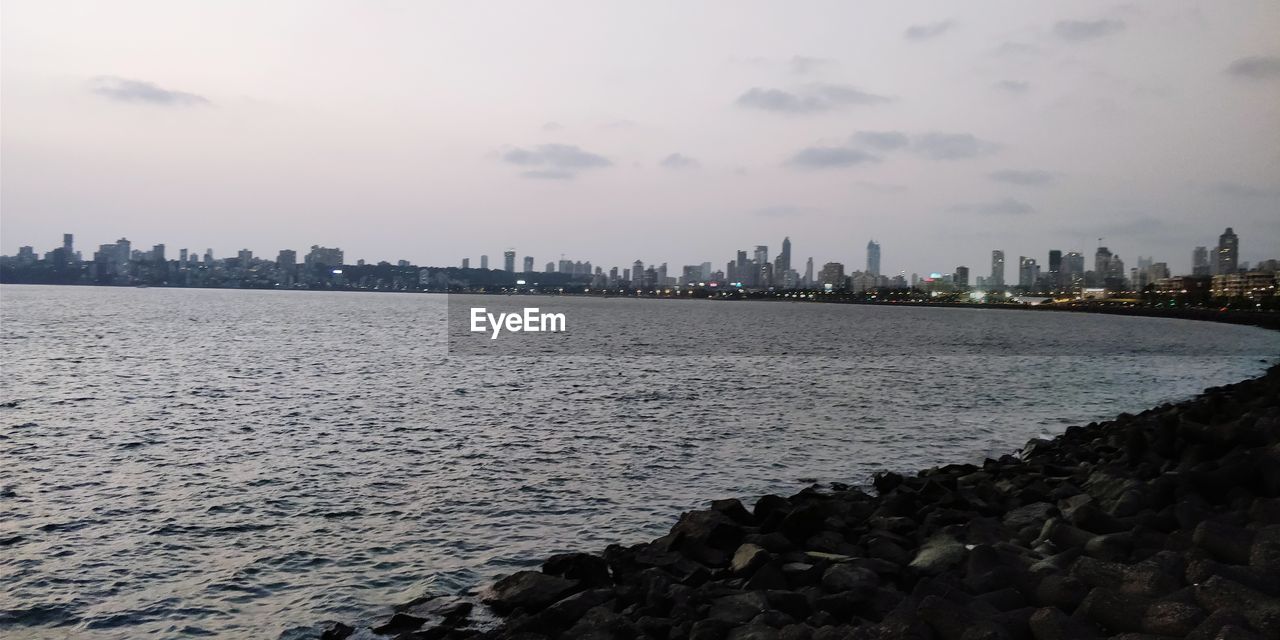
[
  {"xmin": 950, "ymin": 198, "xmax": 1035, "ymax": 215},
  {"xmin": 788, "ymin": 56, "xmax": 837, "ymax": 75},
  {"xmin": 994, "ymin": 80, "xmax": 1030, "ymax": 93},
  {"xmin": 911, "ymin": 132, "xmax": 1000, "ymax": 160},
  {"xmin": 1210, "ymin": 181, "xmax": 1280, "ymax": 198},
  {"xmin": 1054, "ymin": 19, "xmax": 1125, "ymax": 41},
  {"xmin": 989, "ymin": 169, "xmax": 1055, "ymax": 186},
  {"xmin": 904, "ymin": 20, "xmax": 954, "ymax": 41},
  {"xmin": 659, "ymin": 153, "xmax": 700, "ymax": 169},
  {"xmin": 736, "ymin": 83, "xmax": 890, "ymax": 114},
  {"xmin": 851, "ymin": 130, "xmax": 910, "ymax": 151},
  {"xmin": 501, "ymin": 144, "xmax": 611, "ymax": 179},
  {"xmin": 541, "ymin": 121, "xmax": 564, "ymax": 131},
  {"xmin": 787, "ymin": 146, "xmax": 880, "ymax": 169},
  {"xmin": 856, "ymin": 181, "xmax": 909, "ymax": 194},
  {"xmin": 90, "ymin": 76, "xmax": 210, "ymax": 106},
  {"xmin": 1225, "ymin": 56, "xmax": 1280, "ymax": 80}
]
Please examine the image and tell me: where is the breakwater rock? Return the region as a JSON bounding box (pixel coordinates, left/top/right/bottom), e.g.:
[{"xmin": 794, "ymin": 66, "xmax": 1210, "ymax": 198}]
[{"xmin": 326, "ymin": 365, "xmax": 1280, "ymax": 640}]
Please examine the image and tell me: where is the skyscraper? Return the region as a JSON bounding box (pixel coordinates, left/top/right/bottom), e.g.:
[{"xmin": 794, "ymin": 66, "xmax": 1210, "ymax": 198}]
[
  {"xmin": 522, "ymin": 256, "xmax": 534, "ymax": 273},
  {"xmin": 632, "ymin": 260, "xmax": 644, "ymax": 285},
  {"xmin": 462, "ymin": 258, "xmax": 470, "ymax": 269},
  {"xmin": 866, "ymin": 240, "xmax": 881, "ymax": 276},
  {"xmin": 1094, "ymin": 246, "xmax": 1112, "ymax": 276},
  {"xmin": 754, "ymin": 245, "xmax": 768, "ymax": 268},
  {"xmin": 1018, "ymin": 256, "xmax": 1039, "ymax": 288},
  {"xmin": 804, "ymin": 257, "xmax": 814, "ymax": 286},
  {"xmin": 953, "ymin": 266, "xmax": 969, "ymax": 287},
  {"xmin": 1217, "ymin": 227, "xmax": 1238, "ymax": 275},
  {"xmin": 503, "ymin": 249, "xmax": 515, "ymax": 272},
  {"xmin": 480, "ymin": 255, "xmax": 489, "ymax": 269},
  {"xmin": 777, "ymin": 237, "xmax": 791, "ymax": 273},
  {"xmin": 1192, "ymin": 246, "xmax": 1209, "ymax": 276},
  {"xmin": 63, "ymin": 233, "xmax": 73, "ymax": 255},
  {"xmin": 990, "ymin": 250, "xmax": 1005, "ymax": 287}
]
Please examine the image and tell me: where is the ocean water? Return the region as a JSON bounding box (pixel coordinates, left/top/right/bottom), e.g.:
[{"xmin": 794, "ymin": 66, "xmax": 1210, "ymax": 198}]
[{"xmin": 1, "ymin": 285, "xmax": 1277, "ymax": 639}]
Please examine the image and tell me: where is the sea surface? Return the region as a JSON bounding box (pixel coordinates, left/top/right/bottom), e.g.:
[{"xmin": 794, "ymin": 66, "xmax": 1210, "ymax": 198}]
[{"xmin": 2, "ymin": 285, "xmax": 1277, "ymax": 639}]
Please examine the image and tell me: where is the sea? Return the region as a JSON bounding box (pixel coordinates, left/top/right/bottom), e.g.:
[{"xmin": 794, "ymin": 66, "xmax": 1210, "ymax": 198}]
[{"xmin": 2, "ymin": 284, "xmax": 1277, "ymax": 638}]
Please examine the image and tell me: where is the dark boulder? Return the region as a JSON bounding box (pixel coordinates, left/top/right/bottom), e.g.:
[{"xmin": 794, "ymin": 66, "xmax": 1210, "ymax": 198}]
[{"xmin": 484, "ymin": 571, "xmax": 581, "ymax": 614}]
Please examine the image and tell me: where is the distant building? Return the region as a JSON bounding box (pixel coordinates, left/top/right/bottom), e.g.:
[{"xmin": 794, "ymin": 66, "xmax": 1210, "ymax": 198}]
[
  {"xmin": 480, "ymin": 255, "xmax": 489, "ymax": 269},
  {"xmin": 461, "ymin": 258, "xmax": 470, "ymax": 269},
  {"xmin": 990, "ymin": 250, "xmax": 1005, "ymax": 287},
  {"xmin": 953, "ymin": 266, "xmax": 969, "ymax": 287},
  {"xmin": 1192, "ymin": 246, "xmax": 1210, "ymax": 276},
  {"xmin": 503, "ymin": 249, "xmax": 515, "ymax": 272},
  {"xmin": 1217, "ymin": 227, "xmax": 1239, "ymax": 275},
  {"xmin": 866, "ymin": 240, "xmax": 881, "ymax": 277},
  {"xmin": 776, "ymin": 237, "xmax": 791, "ymax": 273},
  {"xmin": 523, "ymin": 256, "xmax": 534, "ymax": 273},
  {"xmin": 818, "ymin": 262, "xmax": 845, "ymax": 289},
  {"xmin": 545, "ymin": 261, "xmax": 555, "ymax": 273},
  {"xmin": 276, "ymin": 249, "xmax": 297, "ymax": 267}
]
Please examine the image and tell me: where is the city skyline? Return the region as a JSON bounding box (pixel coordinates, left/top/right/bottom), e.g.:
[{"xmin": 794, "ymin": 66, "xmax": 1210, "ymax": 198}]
[
  {"xmin": 3, "ymin": 224, "xmax": 1265, "ymax": 293},
  {"xmin": 2, "ymin": 2, "xmax": 1278, "ymax": 273}
]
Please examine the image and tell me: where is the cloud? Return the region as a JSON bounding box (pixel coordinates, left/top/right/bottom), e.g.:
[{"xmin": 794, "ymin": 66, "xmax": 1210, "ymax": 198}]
[
  {"xmin": 911, "ymin": 132, "xmax": 1000, "ymax": 160},
  {"xmin": 989, "ymin": 169, "xmax": 1056, "ymax": 186},
  {"xmin": 735, "ymin": 83, "xmax": 890, "ymax": 114},
  {"xmin": 994, "ymin": 79, "xmax": 1030, "ymax": 93},
  {"xmin": 788, "ymin": 56, "xmax": 837, "ymax": 75},
  {"xmin": 659, "ymin": 153, "xmax": 700, "ymax": 169},
  {"xmin": 856, "ymin": 181, "xmax": 909, "ymax": 194},
  {"xmin": 904, "ymin": 20, "xmax": 954, "ymax": 41},
  {"xmin": 1054, "ymin": 19, "xmax": 1125, "ymax": 41},
  {"xmin": 501, "ymin": 144, "xmax": 611, "ymax": 179},
  {"xmin": 950, "ymin": 198, "xmax": 1036, "ymax": 215},
  {"xmin": 787, "ymin": 146, "xmax": 880, "ymax": 169},
  {"xmin": 850, "ymin": 130, "xmax": 910, "ymax": 151},
  {"xmin": 89, "ymin": 76, "xmax": 210, "ymax": 106},
  {"xmin": 752, "ymin": 205, "xmax": 815, "ymax": 218},
  {"xmin": 541, "ymin": 121, "xmax": 564, "ymax": 132},
  {"xmin": 1225, "ymin": 56, "xmax": 1280, "ymax": 80},
  {"xmin": 1210, "ymin": 181, "xmax": 1280, "ymax": 198}
]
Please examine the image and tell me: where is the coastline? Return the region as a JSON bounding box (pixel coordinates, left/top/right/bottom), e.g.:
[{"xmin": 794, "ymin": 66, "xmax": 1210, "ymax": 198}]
[{"xmin": 321, "ymin": 358, "xmax": 1280, "ymax": 638}]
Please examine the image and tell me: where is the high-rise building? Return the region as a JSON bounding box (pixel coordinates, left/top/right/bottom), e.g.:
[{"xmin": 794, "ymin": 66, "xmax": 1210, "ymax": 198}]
[
  {"xmin": 632, "ymin": 260, "xmax": 644, "ymax": 285},
  {"xmin": 276, "ymin": 249, "xmax": 296, "ymax": 267},
  {"xmin": 1063, "ymin": 251, "xmax": 1085, "ymax": 283},
  {"xmin": 545, "ymin": 261, "xmax": 555, "ymax": 273},
  {"xmin": 1094, "ymin": 246, "xmax": 1112, "ymax": 276},
  {"xmin": 953, "ymin": 266, "xmax": 969, "ymax": 287},
  {"xmin": 305, "ymin": 245, "xmax": 343, "ymax": 267},
  {"xmin": 754, "ymin": 245, "xmax": 769, "ymax": 269},
  {"xmin": 503, "ymin": 250, "xmax": 516, "ymax": 272},
  {"xmin": 1192, "ymin": 246, "xmax": 1209, "ymax": 276},
  {"xmin": 1217, "ymin": 227, "xmax": 1239, "ymax": 275},
  {"xmin": 777, "ymin": 237, "xmax": 791, "ymax": 273},
  {"xmin": 462, "ymin": 258, "xmax": 470, "ymax": 269},
  {"xmin": 1048, "ymin": 250, "xmax": 1062, "ymax": 274},
  {"xmin": 151, "ymin": 244, "xmax": 166, "ymax": 262},
  {"xmin": 480, "ymin": 255, "xmax": 489, "ymax": 269},
  {"xmin": 866, "ymin": 240, "xmax": 881, "ymax": 276},
  {"xmin": 990, "ymin": 250, "xmax": 1005, "ymax": 287},
  {"xmin": 818, "ymin": 262, "xmax": 845, "ymax": 289},
  {"xmin": 63, "ymin": 233, "xmax": 73, "ymax": 255},
  {"xmin": 523, "ymin": 256, "xmax": 534, "ymax": 273},
  {"xmin": 804, "ymin": 257, "xmax": 814, "ymax": 286},
  {"xmin": 1018, "ymin": 256, "xmax": 1040, "ymax": 288}
]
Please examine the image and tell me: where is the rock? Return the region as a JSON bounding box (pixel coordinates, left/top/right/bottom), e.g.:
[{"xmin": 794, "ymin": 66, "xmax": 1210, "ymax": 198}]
[
  {"xmin": 732, "ymin": 544, "xmax": 772, "ymax": 576},
  {"xmin": 691, "ymin": 618, "xmax": 736, "ymax": 640},
  {"xmin": 1193, "ymin": 522, "xmax": 1254, "ymax": 565},
  {"xmin": 484, "ymin": 571, "xmax": 581, "ymax": 614},
  {"xmin": 727, "ymin": 624, "xmax": 780, "ymax": 640},
  {"xmin": 908, "ymin": 535, "xmax": 968, "ymax": 576},
  {"xmin": 745, "ymin": 560, "xmax": 790, "ymax": 591},
  {"xmin": 780, "ymin": 562, "xmax": 823, "ymax": 589},
  {"xmin": 320, "ymin": 622, "xmax": 354, "ymax": 640},
  {"xmin": 1034, "ymin": 574, "xmax": 1088, "ymax": 611},
  {"xmin": 1141, "ymin": 601, "xmax": 1205, "ymax": 637},
  {"xmin": 873, "ymin": 471, "xmax": 904, "ymax": 495},
  {"xmin": 1004, "ymin": 502, "xmax": 1057, "ymax": 530},
  {"xmin": 372, "ymin": 612, "xmax": 427, "ymax": 635},
  {"xmin": 819, "ymin": 564, "xmax": 878, "ymax": 596},
  {"xmin": 777, "ymin": 623, "xmax": 814, "ymax": 640},
  {"xmin": 543, "ymin": 553, "xmax": 612, "ymax": 587},
  {"xmin": 540, "ymin": 588, "xmax": 616, "ymax": 629},
  {"xmin": 713, "ymin": 499, "xmax": 757, "ymax": 525},
  {"xmin": 709, "ymin": 592, "xmax": 770, "ymax": 625},
  {"xmin": 764, "ymin": 591, "xmax": 810, "ymax": 621},
  {"xmin": 1027, "ymin": 606, "xmax": 1098, "ymax": 639},
  {"xmin": 1075, "ymin": 588, "xmax": 1148, "ymax": 633},
  {"xmin": 777, "ymin": 504, "xmax": 827, "ymax": 542}
]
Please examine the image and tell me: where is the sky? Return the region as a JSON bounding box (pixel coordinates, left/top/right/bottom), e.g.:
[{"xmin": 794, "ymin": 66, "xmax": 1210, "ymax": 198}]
[{"xmin": 2, "ymin": 0, "xmax": 1278, "ymax": 276}]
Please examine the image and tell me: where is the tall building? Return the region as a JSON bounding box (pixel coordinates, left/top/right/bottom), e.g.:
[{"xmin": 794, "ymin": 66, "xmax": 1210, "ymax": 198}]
[
  {"xmin": 1094, "ymin": 246, "xmax": 1112, "ymax": 276},
  {"xmin": 777, "ymin": 237, "xmax": 791, "ymax": 273},
  {"xmin": 1063, "ymin": 251, "xmax": 1085, "ymax": 285},
  {"xmin": 866, "ymin": 240, "xmax": 881, "ymax": 276},
  {"xmin": 63, "ymin": 233, "xmax": 73, "ymax": 255},
  {"xmin": 632, "ymin": 260, "xmax": 644, "ymax": 286},
  {"xmin": 545, "ymin": 261, "xmax": 555, "ymax": 273},
  {"xmin": 522, "ymin": 256, "xmax": 534, "ymax": 273},
  {"xmin": 503, "ymin": 250, "xmax": 516, "ymax": 272},
  {"xmin": 151, "ymin": 244, "xmax": 166, "ymax": 262},
  {"xmin": 462, "ymin": 258, "xmax": 470, "ymax": 269},
  {"xmin": 1018, "ymin": 256, "xmax": 1040, "ymax": 288},
  {"xmin": 1048, "ymin": 250, "xmax": 1062, "ymax": 274},
  {"xmin": 818, "ymin": 262, "xmax": 845, "ymax": 289},
  {"xmin": 1217, "ymin": 227, "xmax": 1239, "ymax": 275},
  {"xmin": 990, "ymin": 250, "xmax": 1005, "ymax": 287},
  {"xmin": 480, "ymin": 255, "xmax": 489, "ymax": 269},
  {"xmin": 754, "ymin": 245, "xmax": 769, "ymax": 269},
  {"xmin": 953, "ymin": 266, "xmax": 969, "ymax": 287},
  {"xmin": 804, "ymin": 257, "xmax": 814, "ymax": 286},
  {"xmin": 276, "ymin": 249, "xmax": 296, "ymax": 267},
  {"xmin": 305, "ymin": 245, "xmax": 343, "ymax": 267},
  {"xmin": 1192, "ymin": 246, "xmax": 1209, "ymax": 276}
]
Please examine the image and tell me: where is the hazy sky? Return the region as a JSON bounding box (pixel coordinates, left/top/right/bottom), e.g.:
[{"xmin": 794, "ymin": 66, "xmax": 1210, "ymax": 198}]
[{"xmin": 2, "ymin": 1, "xmax": 1278, "ymax": 275}]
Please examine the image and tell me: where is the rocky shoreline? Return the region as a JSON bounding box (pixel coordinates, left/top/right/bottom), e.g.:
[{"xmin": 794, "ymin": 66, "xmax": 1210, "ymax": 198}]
[{"xmin": 323, "ymin": 364, "xmax": 1280, "ymax": 640}]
